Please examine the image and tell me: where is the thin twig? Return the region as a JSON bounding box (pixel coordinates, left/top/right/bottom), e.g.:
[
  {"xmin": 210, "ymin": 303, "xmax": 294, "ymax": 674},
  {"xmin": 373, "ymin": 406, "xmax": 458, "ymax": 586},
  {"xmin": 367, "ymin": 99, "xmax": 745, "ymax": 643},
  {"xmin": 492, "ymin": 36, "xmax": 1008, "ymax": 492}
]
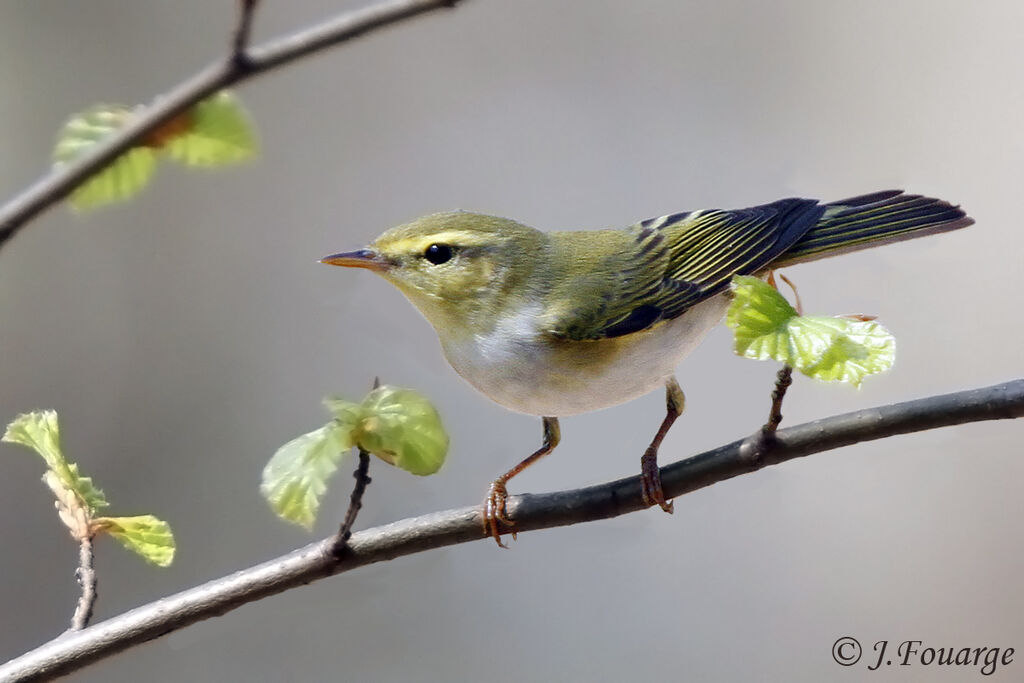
[
  {"xmin": 331, "ymin": 450, "xmax": 373, "ymax": 557},
  {"xmin": 778, "ymin": 272, "xmax": 803, "ymax": 315},
  {"xmin": 231, "ymin": 0, "xmax": 259, "ymax": 63},
  {"xmin": 2, "ymin": 379, "xmax": 1021, "ymax": 682},
  {"xmin": 754, "ymin": 271, "xmax": 797, "ymax": 449},
  {"xmin": 0, "ymin": 0, "xmax": 470, "ymax": 252},
  {"xmin": 330, "ymin": 380, "xmax": 380, "ymax": 555},
  {"xmin": 68, "ymin": 537, "xmax": 97, "ymax": 632},
  {"xmin": 762, "ymin": 365, "xmax": 794, "ymax": 436}
]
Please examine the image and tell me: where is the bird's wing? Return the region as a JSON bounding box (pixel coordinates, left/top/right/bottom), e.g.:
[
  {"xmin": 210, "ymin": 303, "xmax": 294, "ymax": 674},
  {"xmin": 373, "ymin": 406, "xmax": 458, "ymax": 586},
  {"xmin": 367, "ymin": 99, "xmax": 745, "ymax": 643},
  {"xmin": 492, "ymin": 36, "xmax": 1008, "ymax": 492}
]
[{"xmin": 545, "ymin": 198, "xmax": 825, "ymax": 341}]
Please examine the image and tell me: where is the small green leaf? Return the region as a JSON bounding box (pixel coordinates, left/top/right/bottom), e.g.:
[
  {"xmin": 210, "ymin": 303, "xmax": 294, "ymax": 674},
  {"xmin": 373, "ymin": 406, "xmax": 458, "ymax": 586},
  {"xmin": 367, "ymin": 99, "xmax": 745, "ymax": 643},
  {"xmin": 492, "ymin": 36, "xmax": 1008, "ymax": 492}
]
[
  {"xmin": 727, "ymin": 275, "xmax": 895, "ymax": 386},
  {"xmin": 323, "ymin": 397, "xmax": 361, "ymax": 425},
  {"xmin": 354, "ymin": 386, "xmax": 449, "ymax": 476},
  {"xmin": 3, "ymin": 411, "xmax": 108, "ymax": 512},
  {"xmin": 261, "ymin": 421, "xmax": 354, "ymax": 529},
  {"xmin": 163, "ymin": 91, "xmax": 257, "ymax": 167},
  {"xmin": 727, "ymin": 275, "xmax": 799, "ymax": 364},
  {"xmin": 263, "ymin": 386, "xmax": 448, "ymax": 529},
  {"xmin": 95, "ymin": 515, "xmax": 176, "ymax": 567},
  {"xmin": 3, "ymin": 411, "xmax": 66, "ymax": 475},
  {"xmin": 53, "ymin": 106, "xmax": 158, "ymax": 209},
  {"xmin": 789, "ymin": 316, "xmax": 895, "ymax": 387}
]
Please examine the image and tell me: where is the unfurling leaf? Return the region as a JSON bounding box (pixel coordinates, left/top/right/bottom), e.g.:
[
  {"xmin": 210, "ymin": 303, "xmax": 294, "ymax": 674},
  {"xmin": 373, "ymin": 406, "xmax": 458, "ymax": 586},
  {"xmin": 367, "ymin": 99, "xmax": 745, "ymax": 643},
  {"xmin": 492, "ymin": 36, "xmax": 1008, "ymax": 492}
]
[
  {"xmin": 163, "ymin": 91, "xmax": 257, "ymax": 166},
  {"xmin": 94, "ymin": 515, "xmax": 176, "ymax": 567},
  {"xmin": 3, "ymin": 411, "xmax": 108, "ymax": 512},
  {"xmin": 727, "ymin": 276, "xmax": 799, "ymax": 364},
  {"xmin": 727, "ymin": 275, "xmax": 895, "ymax": 387},
  {"xmin": 788, "ymin": 316, "xmax": 895, "ymax": 387},
  {"xmin": 3, "ymin": 411, "xmax": 175, "ymax": 565},
  {"xmin": 261, "ymin": 421, "xmax": 355, "ymax": 529},
  {"xmin": 263, "ymin": 386, "xmax": 449, "ymax": 528},
  {"xmin": 53, "ymin": 90, "xmax": 256, "ymax": 211},
  {"xmin": 352, "ymin": 386, "xmax": 449, "ymax": 476},
  {"xmin": 53, "ymin": 105, "xmax": 157, "ymax": 210}
]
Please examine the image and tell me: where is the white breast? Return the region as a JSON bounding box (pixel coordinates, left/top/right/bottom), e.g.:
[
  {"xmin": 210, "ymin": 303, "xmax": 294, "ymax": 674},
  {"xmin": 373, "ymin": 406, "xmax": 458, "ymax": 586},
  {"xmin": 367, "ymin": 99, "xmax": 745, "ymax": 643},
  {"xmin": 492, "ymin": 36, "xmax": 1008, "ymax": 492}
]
[{"xmin": 441, "ymin": 295, "xmax": 730, "ymax": 416}]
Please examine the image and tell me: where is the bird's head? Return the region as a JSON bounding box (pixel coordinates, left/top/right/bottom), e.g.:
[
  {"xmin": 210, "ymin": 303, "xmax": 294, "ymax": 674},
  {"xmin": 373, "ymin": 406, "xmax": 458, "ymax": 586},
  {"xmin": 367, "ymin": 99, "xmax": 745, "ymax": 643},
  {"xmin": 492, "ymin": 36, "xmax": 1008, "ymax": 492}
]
[{"xmin": 321, "ymin": 211, "xmax": 547, "ymax": 334}]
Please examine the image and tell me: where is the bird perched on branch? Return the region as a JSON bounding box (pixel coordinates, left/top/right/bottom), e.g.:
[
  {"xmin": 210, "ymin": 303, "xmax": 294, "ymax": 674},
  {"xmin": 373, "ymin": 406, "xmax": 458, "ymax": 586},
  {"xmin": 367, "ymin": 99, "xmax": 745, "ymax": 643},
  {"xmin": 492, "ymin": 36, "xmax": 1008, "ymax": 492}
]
[{"xmin": 322, "ymin": 190, "xmax": 972, "ymax": 545}]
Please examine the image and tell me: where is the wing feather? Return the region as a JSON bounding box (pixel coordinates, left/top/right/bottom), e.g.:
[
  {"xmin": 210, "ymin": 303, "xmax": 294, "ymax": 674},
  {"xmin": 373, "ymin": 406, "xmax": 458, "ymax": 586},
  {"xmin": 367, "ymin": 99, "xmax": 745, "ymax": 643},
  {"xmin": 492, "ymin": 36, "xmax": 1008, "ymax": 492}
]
[{"xmin": 546, "ymin": 198, "xmax": 825, "ymax": 340}]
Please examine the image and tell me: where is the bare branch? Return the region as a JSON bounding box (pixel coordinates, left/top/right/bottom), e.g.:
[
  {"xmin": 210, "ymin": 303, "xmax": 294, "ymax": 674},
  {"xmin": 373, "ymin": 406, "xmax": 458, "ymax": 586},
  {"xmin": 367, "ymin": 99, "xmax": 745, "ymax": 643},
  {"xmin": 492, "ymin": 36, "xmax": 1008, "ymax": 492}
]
[
  {"xmin": 68, "ymin": 537, "xmax": 97, "ymax": 632},
  {"xmin": 330, "ymin": 449, "xmax": 373, "ymax": 557},
  {"xmin": 231, "ymin": 0, "xmax": 260, "ymax": 62},
  {"xmin": 2, "ymin": 379, "xmax": 1021, "ymax": 682},
  {"xmin": 763, "ymin": 365, "xmax": 794, "ymax": 436},
  {"xmin": 0, "ymin": 0, "xmax": 470, "ymax": 251}
]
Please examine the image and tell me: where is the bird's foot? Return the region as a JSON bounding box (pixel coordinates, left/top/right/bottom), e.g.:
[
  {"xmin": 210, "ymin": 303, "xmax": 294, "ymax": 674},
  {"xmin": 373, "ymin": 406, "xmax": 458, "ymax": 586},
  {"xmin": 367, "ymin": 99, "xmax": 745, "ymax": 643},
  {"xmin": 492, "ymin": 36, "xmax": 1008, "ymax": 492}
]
[
  {"xmin": 640, "ymin": 448, "xmax": 674, "ymax": 513},
  {"xmin": 483, "ymin": 479, "xmax": 516, "ymax": 548}
]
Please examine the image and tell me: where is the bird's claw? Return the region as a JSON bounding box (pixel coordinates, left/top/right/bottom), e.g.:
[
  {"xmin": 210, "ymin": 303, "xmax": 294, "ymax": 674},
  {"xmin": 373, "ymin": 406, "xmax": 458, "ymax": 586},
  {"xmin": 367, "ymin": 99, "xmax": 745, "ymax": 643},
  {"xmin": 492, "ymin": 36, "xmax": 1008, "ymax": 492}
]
[
  {"xmin": 640, "ymin": 448, "xmax": 674, "ymax": 513},
  {"xmin": 483, "ymin": 479, "xmax": 516, "ymax": 547}
]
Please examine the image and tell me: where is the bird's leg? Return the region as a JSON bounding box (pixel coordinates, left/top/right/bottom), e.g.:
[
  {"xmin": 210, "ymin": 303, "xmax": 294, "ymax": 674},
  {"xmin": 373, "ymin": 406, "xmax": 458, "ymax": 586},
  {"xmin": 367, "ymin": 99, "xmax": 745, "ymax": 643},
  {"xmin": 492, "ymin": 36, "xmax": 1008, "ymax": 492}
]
[
  {"xmin": 640, "ymin": 376, "xmax": 684, "ymax": 513},
  {"xmin": 484, "ymin": 416, "xmax": 560, "ymax": 548}
]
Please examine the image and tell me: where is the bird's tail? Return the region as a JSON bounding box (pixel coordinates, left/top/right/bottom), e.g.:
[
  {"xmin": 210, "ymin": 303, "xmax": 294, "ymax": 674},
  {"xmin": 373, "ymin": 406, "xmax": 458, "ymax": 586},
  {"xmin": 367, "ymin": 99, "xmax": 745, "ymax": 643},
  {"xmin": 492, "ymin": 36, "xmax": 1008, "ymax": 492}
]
[{"xmin": 775, "ymin": 190, "xmax": 973, "ymax": 267}]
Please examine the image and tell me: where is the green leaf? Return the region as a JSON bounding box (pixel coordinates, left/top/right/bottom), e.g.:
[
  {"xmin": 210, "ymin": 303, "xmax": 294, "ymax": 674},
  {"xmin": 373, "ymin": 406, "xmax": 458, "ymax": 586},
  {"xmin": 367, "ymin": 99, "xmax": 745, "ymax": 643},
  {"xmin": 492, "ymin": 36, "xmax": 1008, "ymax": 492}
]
[
  {"xmin": 163, "ymin": 91, "xmax": 257, "ymax": 167},
  {"xmin": 263, "ymin": 386, "xmax": 448, "ymax": 529},
  {"xmin": 727, "ymin": 275, "xmax": 799, "ymax": 363},
  {"xmin": 353, "ymin": 386, "xmax": 449, "ymax": 476},
  {"xmin": 323, "ymin": 397, "xmax": 361, "ymax": 425},
  {"xmin": 261, "ymin": 420, "xmax": 355, "ymax": 529},
  {"xmin": 726, "ymin": 275, "xmax": 895, "ymax": 387},
  {"xmin": 53, "ymin": 105, "xmax": 158, "ymax": 209},
  {"xmin": 95, "ymin": 515, "xmax": 176, "ymax": 567},
  {"xmin": 3, "ymin": 411, "xmax": 108, "ymax": 512},
  {"xmin": 788, "ymin": 316, "xmax": 895, "ymax": 387}
]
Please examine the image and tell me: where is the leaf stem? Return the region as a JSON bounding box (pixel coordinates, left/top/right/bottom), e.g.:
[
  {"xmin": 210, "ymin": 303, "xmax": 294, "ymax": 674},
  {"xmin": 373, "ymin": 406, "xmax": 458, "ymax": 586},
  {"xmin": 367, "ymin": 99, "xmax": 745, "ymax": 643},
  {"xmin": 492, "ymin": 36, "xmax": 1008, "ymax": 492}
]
[
  {"xmin": 69, "ymin": 536, "xmax": 97, "ymax": 632},
  {"xmin": 231, "ymin": 0, "xmax": 259, "ymax": 64},
  {"xmin": 330, "ymin": 450, "xmax": 373, "ymax": 557},
  {"xmin": 778, "ymin": 272, "xmax": 803, "ymax": 315},
  {"xmin": 764, "ymin": 365, "xmax": 794, "ymax": 436}
]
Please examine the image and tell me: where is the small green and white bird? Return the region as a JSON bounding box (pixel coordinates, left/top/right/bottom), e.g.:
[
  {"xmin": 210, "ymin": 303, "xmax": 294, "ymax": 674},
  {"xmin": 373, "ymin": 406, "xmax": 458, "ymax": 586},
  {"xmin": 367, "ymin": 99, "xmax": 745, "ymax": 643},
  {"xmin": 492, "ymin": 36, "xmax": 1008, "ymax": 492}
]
[{"xmin": 322, "ymin": 190, "xmax": 972, "ymax": 545}]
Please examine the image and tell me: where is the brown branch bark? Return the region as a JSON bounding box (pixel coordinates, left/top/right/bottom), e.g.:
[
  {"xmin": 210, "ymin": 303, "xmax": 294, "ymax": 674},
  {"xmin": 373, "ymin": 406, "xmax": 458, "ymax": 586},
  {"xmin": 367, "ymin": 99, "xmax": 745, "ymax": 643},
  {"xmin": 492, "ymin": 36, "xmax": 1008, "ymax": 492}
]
[
  {"xmin": 231, "ymin": 0, "xmax": 260, "ymax": 61},
  {"xmin": 330, "ymin": 449, "xmax": 373, "ymax": 557},
  {"xmin": 1, "ymin": 379, "xmax": 1020, "ymax": 682},
  {"xmin": 0, "ymin": 0, "xmax": 470, "ymax": 251},
  {"xmin": 68, "ymin": 537, "xmax": 97, "ymax": 632}
]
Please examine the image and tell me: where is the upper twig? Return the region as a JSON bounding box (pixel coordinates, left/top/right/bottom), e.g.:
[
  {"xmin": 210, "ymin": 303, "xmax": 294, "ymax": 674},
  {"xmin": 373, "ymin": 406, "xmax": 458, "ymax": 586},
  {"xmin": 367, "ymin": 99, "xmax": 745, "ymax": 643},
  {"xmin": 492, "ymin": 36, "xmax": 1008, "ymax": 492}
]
[
  {"xmin": 231, "ymin": 0, "xmax": 260, "ymax": 63},
  {"xmin": 0, "ymin": 0, "xmax": 469, "ymax": 252}
]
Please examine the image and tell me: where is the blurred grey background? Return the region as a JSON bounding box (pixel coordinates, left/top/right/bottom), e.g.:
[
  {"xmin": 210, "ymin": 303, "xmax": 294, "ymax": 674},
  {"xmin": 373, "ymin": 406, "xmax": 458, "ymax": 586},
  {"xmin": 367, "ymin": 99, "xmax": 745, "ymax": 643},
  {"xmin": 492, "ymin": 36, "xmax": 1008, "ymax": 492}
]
[{"xmin": 1, "ymin": 1, "xmax": 1022, "ymax": 681}]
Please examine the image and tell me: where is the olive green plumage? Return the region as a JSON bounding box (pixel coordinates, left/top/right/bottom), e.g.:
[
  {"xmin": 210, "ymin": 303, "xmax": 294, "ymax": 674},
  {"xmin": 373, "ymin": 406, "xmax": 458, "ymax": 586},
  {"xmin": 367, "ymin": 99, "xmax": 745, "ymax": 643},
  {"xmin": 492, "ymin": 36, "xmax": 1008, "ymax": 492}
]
[
  {"xmin": 322, "ymin": 189, "xmax": 971, "ymax": 417},
  {"xmin": 322, "ymin": 189, "xmax": 972, "ymax": 541},
  {"xmin": 544, "ymin": 189, "xmax": 971, "ymax": 340},
  {"xmin": 359, "ymin": 190, "xmax": 970, "ymax": 343}
]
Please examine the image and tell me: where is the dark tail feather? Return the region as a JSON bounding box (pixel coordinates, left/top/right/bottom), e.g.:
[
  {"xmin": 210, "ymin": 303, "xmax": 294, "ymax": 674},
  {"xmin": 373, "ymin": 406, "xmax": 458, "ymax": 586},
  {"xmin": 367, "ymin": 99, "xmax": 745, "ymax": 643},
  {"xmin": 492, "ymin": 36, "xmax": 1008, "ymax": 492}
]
[{"xmin": 775, "ymin": 190, "xmax": 973, "ymax": 267}]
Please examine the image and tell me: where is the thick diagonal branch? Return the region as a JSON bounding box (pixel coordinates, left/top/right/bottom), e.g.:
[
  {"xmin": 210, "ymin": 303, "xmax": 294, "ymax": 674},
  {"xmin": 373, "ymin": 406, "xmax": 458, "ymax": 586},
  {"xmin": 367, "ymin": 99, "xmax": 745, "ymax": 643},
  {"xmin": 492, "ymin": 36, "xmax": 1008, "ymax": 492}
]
[{"xmin": 2, "ymin": 379, "xmax": 1021, "ymax": 682}]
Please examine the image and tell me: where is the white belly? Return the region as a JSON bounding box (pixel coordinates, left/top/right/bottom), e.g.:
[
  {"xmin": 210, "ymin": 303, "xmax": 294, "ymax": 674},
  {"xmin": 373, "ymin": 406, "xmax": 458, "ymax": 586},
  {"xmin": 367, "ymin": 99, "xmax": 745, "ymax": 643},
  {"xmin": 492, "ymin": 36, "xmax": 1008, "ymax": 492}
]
[{"xmin": 441, "ymin": 295, "xmax": 729, "ymax": 416}]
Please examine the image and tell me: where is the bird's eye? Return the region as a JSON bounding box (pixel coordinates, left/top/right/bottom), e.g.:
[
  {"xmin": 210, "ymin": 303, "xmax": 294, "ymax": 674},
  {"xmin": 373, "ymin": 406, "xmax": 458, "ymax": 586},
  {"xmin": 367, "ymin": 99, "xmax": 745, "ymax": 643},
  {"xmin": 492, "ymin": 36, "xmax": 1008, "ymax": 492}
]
[{"xmin": 424, "ymin": 243, "xmax": 454, "ymax": 265}]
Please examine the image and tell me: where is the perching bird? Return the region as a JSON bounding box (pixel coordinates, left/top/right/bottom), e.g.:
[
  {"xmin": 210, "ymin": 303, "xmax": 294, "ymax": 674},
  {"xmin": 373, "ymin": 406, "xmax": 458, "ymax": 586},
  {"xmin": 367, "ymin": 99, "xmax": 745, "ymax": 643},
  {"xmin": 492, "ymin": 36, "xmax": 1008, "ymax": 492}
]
[{"xmin": 321, "ymin": 190, "xmax": 972, "ymax": 545}]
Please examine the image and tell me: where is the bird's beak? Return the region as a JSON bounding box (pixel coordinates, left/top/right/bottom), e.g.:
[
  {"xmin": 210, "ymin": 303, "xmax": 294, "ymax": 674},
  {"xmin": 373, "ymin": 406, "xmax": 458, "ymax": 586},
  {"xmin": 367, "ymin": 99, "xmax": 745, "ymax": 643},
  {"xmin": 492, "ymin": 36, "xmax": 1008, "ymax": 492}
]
[{"xmin": 319, "ymin": 248, "xmax": 390, "ymax": 272}]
